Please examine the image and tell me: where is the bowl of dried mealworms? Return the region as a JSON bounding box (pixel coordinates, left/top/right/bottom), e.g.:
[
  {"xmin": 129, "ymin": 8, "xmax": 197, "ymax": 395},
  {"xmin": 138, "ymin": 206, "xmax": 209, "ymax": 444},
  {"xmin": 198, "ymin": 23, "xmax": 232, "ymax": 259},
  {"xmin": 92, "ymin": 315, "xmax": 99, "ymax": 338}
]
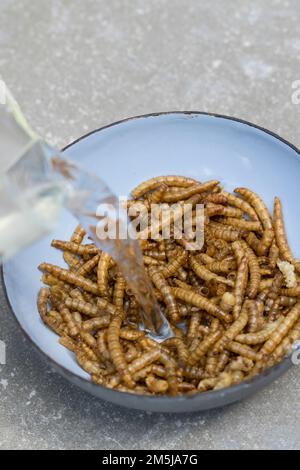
[{"xmin": 3, "ymin": 112, "xmax": 300, "ymax": 412}]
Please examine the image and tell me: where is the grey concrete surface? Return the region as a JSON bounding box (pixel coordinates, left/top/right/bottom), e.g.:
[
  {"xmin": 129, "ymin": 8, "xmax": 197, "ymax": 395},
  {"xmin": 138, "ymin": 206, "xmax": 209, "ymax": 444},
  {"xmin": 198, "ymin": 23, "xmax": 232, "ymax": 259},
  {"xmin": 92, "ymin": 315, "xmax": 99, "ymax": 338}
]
[{"xmin": 1, "ymin": 0, "xmax": 300, "ymax": 450}]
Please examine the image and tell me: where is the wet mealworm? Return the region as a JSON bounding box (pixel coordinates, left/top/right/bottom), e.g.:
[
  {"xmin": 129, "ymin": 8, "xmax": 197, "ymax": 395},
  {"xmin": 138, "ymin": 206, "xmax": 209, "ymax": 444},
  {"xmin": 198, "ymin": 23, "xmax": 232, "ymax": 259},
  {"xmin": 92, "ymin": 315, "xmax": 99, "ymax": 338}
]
[
  {"xmin": 216, "ymin": 308, "xmax": 248, "ymax": 351},
  {"xmin": 188, "ymin": 329, "xmax": 222, "ymax": 366},
  {"xmin": 163, "ymin": 337, "xmax": 189, "ymax": 367},
  {"xmin": 172, "ymin": 287, "xmax": 231, "ymax": 323},
  {"xmin": 38, "ymin": 175, "xmax": 300, "ymax": 397},
  {"xmin": 149, "ymin": 268, "xmax": 180, "ymax": 322}
]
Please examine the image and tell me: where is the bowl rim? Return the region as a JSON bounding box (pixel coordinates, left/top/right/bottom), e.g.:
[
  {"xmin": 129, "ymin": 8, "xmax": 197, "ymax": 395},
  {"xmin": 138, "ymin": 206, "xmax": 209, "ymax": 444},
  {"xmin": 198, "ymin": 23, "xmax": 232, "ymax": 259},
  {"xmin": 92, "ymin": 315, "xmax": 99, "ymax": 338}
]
[{"xmin": 2, "ymin": 110, "xmax": 298, "ymax": 407}]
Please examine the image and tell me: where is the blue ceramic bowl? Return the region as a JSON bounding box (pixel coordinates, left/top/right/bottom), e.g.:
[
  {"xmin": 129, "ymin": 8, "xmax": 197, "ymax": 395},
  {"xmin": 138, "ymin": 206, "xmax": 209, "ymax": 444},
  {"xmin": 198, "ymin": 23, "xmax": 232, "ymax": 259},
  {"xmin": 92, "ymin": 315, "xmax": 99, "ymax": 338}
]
[{"xmin": 3, "ymin": 112, "xmax": 300, "ymax": 412}]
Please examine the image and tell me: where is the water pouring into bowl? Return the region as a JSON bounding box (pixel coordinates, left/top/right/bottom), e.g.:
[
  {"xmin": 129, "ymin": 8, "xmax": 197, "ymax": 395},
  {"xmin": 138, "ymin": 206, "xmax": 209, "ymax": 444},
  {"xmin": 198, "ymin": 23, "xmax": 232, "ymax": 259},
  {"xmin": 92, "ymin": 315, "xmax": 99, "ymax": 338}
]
[{"xmin": 0, "ymin": 88, "xmax": 172, "ymax": 339}]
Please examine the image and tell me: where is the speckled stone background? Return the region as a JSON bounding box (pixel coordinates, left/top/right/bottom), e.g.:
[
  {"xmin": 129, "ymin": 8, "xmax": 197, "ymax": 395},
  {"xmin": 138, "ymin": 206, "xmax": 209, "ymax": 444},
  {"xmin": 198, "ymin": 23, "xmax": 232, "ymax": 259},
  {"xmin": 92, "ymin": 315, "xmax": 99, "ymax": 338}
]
[{"xmin": 1, "ymin": 0, "xmax": 300, "ymax": 450}]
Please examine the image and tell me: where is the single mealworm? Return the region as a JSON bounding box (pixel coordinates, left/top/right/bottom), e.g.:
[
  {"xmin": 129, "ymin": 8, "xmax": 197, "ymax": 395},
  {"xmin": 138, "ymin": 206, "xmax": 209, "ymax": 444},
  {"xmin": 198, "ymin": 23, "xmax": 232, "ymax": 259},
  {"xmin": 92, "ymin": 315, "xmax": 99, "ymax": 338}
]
[
  {"xmin": 260, "ymin": 303, "xmax": 300, "ymax": 356},
  {"xmin": 52, "ymin": 240, "xmax": 99, "ymax": 256},
  {"xmin": 239, "ymin": 240, "xmax": 261, "ymax": 299},
  {"xmin": 97, "ymin": 252, "xmax": 111, "ymax": 299},
  {"xmin": 189, "ymin": 256, "xmax": 233, "ymax": 287},
  {"xmin": 107, "ymin": 311, "xmax": 135, "ymax": 388},
  {"xmin": 273, "ymin": 197, "xmax": 295, "ymax": 265},
  {"xmin": 39, "ymin": 263, "xmax": 100, "ymax": 295},
  {"xmin": 235, "ymin": 187, "xmax": 273, "ymax": 250},
  {"xmin": 172, "ymin": 287, "xmax": 231, "ymax": 323},
  {"xmin": 131, "ymin": 175, "xmax": 198, "ymax": 199},
  {"xmin": 149, "ymin": 268, "xmax": 180, "ymax": 322},
  {"xmin": 188, "ymin": 329, "xmax": 222, "ymax": 366},
  {"xmin": 232, "ymin": 256, "xmax": 248, "ymax": 320},
  {"xmin": 236, "ymin": 320, "xmax": 280, "ymax": 345}
]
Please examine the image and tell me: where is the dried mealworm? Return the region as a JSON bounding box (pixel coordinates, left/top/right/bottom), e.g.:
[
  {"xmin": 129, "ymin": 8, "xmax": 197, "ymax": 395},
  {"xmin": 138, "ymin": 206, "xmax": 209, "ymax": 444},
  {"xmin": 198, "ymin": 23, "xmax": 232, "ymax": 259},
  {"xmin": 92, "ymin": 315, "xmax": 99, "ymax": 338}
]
[
  {"xmin": 113, "ymin": 273, "xmax": 126, "ymax": 308},
  {"xmin": 39, "ymin": 263, "xmax": 99, "ymax": 295},
  {"xmin": 188, "ymin": 329, "xmax": 222, "ymax": 365},
  {"xmin": 273, "ymin": 197, "xmax": 295, "ymax": 265},
  {"xmin": 197, "ymin": 377, "xmax": 218, "ymax": 392},
  {"xmin": 189, "ymin": 256, "xmax": 233, "ymax": 287},
  {"xmin": 245, "ymin": 300, "xmax": 261, "ymax": 333},
  {"xmin": 235, "ymin": 187, "xmax": 273, "ymax": 250},
  {"xmin": 59, "ymin": 306, "xmax": 79, "ymax": 337},
  {"xmin": 70, "ymin": 225, "xmax": 86, "ymax": 244},
  {"xmin": 97, "ymin": 252, "xmax": 111, "ymax": 298},
  {"xmin": 232, "ymin": 256, "xmax": 248, "ymax": 320},
  {"xmin": 119, "ymin": 328, "xmax": 145, "ymax": 341},
  {"xmin": 149, "ymin": 268, "xmax": 179, "ymax": 322},
  {"xmin": 107, "ymin": 311, "xmax": 135, "ymax": 388},
  {"xmin": 146, "ymin": 183, "xmax": 168, "ymax": 204},
  {"xmin": 221, "ymin": 191, "xmax": 259, "ymax": 221},
  {"xmin": 220, "ymin": 292, "xmax": 236, "ymax": 313},
  {"xmin": 145, "ymin": 375, "xmax": 168, "ymax": 393},
  {"xmin": 63, "ymin": 251, "xmax": 83, "ymax": 271},
  {"xmin": 213, "ymin": 372, "xmax": 233, "ymax": 390},
  {"xmin": 207, "ymin": 221, "xmax": 241, "ymax": 242},
  {"xmin": 159, "ymin": 251, "xmax": 188, "ymax": 278},
  {"xmin": 37, "ymin": 287, "xmax": 49, "ymax": 319},
  {"xmin": 259, "ymin": 303, "xmax": 300, "ymax": 356},
  {"xmin": 227, "ymin": 356, "xmax": 254, "ymax": 372},
  {"xmin": 75, "ymin": 350, "xmax": 102, "ymax": 375},
  {"xmin": 236, "ymin": 320, "xmax": 280, "ymax": 345},
  {"xmin": 172, "ymin": 287, "xmax": 231, "ymax": 323},
  {"xmin": 76, "ymin": 254, "xmax": 100, "ymax": 276},
  {"xmin": 161, "ymin": 180, "xmax": 219, "ymax": 203},
  {"xmin": 59, "ymin": 335, "xmax": 76, "ymax": 352},
  {"xmin": 163, "ymin": 337, "xmax": 189, "ymax": 367},
  {"xmin": 81, "ymin": 316, "xmax": 111, "ymax": 332},
  {"xmin": 131, "ymin": 175, "xmax": 198, "ymax": 199},
  {"xmin": 269, "ymin": 240, "xmax": 280, "ymax": 269},
  {"xmin": 239, "ymin": 240, "xmax": 261, "ymax": 298},
  {"xmin": 222, "ymin": 217, "xmax": 261, "ymax": 232},
  {"xmin": 281, "ymin": 286, "xmax": 300, "ymax": 297},
  {"xmin": 225, "ymin": 341, "xmax": 259, "ymax": 361},
  {"xmin": 206, "ymin": 203, "xmax": 243, "ymax": 219},
  {"xmin": 157, "ymin": 351, "xmax": 178, "ymax": 395},
  {"xmin": 205, "ymin": 258, "xmax": 236, "ymax": 274},
  {"xmin": 216, "ymin": 308, "xmax": 248, "ymax": 351},
  {"xmin": 52, "ymin": 240, "xmax": 99, "ymax": 256}
]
